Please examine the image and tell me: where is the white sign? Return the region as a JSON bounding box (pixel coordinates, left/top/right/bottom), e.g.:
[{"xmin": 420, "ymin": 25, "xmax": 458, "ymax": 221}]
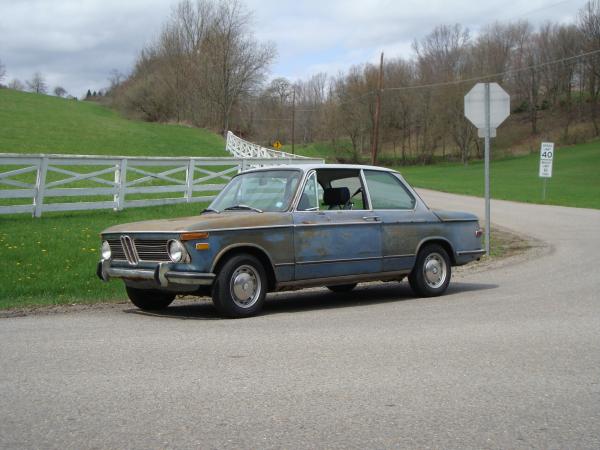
[
  {"xmin": 464, "ymin": 83, "xmax": 510, "ymax": 133},
  {"xmin": 539, "ymin": 142, "xmax": 554, "ymax": 178}
]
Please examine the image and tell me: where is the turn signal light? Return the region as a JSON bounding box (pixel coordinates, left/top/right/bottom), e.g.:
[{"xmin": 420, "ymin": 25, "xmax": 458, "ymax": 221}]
[
  {"xmin": 180, "ymin": 232, "xmax": 209, "ymax": 241},
  {"xmin": 195, "ymin": 243, "xmax": 210, "ymax": 251}
]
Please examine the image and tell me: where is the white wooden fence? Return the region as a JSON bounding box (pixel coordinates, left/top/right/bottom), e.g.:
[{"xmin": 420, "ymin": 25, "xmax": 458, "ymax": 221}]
[
  {"xmin": 225, "ymin": 131, "xmax": 299, "ymax": 159},
  {"xmin": 0, "ymin": 154, "xmax": 323, "ymax": 217}
]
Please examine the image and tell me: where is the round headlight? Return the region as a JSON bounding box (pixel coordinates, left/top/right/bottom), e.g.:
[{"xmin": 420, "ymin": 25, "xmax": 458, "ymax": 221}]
[
  {"xmin": 167, "ymin": 240, "xmax": 186, "ymax": 263},
  {"xmin": 101, "ymin": 241, "xmax": 111, "ymax": 260}
]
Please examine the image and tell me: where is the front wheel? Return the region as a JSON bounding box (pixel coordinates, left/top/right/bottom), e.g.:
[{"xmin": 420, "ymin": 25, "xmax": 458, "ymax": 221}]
[
  {"xmin": 126, "ymin": 286, "xmax": 175, "ymax": 311},
  {"xmin": 212, "ymin": 254, "xmax": 267, "ymax": 318},
  {"xmin": 408, "ymin": 244, "xmax": 451, "ymax": 297}
]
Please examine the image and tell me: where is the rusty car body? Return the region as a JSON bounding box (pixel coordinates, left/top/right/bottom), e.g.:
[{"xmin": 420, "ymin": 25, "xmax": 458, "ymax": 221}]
[{"xmin": 98, "ymin": 164, "xmax": 484, "ymax": 317}]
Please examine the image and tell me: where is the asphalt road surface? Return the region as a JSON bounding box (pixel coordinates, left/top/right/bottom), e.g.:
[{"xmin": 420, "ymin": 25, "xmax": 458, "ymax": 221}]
[{"xmin": 1, "ymin": 191, "xmax": 599, "ymax": 449}]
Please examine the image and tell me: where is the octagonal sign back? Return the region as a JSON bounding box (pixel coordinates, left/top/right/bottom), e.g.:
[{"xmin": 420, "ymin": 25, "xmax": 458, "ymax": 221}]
[{"xmin": 464, "ymin": 83, "xmax": 510, "ymax": 130}]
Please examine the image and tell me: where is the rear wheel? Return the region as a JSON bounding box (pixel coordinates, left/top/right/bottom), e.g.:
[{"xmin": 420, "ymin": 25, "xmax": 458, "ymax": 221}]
[
  {"xmin": 126, "ymin": 286, "xmax": 175, "ymax": 311},
  {"xmin": 408, "ymin": 244, "xmax": 451, "ymax": 297},
  {"xmin": 212, "ymin": 254, "xmax": 267, "ymax": 318},
  {"xmin": 326, "ymin": 283, "xmax": 357, "ymax": 293}
]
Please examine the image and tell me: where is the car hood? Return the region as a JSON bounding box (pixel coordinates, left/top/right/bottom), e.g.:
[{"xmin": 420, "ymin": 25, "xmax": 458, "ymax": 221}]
[
  {"xmin": 432, "ymin": 209, "xmax": 479, "ymax": 222},
  {"xmin": 102, "ymin": 212, "xmax": 293, "ymax": 235}
]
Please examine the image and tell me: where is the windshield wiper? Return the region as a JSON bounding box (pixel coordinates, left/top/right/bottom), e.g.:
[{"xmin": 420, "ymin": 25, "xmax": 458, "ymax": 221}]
[
  {"xmin": 223, "ymin": 204, "xmax": 263, "ymax": 213},
  {"xmin": 201, "ymin": 207, "xmax": 220, "ymax": 214}
]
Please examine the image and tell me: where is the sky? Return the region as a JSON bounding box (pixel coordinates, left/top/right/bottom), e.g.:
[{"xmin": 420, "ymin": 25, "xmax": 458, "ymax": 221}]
[{"xmin": 0, "ymin": 0, "xmax": 586, "ymax": 98}]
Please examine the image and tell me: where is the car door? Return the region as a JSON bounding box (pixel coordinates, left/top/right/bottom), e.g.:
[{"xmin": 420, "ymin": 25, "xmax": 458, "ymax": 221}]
[
  {"xmin": 293, "ymin": 170, "xmax": 382, "ymax": 280},
  {"xmin": 362, "ymin": 169, "xmax": 419, "ymax": 272}
]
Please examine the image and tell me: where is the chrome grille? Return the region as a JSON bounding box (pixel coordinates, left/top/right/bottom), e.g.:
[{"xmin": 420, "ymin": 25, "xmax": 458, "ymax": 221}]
[
  {"xmin": 120, "ymin": 235, "xmax": 138, "ymax": 265},
  {"xmin": 107, "ymin": 237, "xmax": 171, "ymax": 263}
]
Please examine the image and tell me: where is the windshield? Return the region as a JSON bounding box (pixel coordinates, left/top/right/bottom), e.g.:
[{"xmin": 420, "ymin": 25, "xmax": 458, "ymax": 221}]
[{"xmin": 208, "ymin": 169, "xmax": 302, "ymax": 213}]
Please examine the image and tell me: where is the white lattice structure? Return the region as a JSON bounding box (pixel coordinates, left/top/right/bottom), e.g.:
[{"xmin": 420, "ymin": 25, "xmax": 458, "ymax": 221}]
[{"xmin": 225, "ymin": 131, "xmax": 308, "ymax": 159}]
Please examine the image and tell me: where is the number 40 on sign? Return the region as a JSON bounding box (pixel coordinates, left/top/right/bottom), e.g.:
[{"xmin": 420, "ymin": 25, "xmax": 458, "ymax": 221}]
[{"xmin": 539, "ymin": 142, "xmax": 554, "ymax": 178}]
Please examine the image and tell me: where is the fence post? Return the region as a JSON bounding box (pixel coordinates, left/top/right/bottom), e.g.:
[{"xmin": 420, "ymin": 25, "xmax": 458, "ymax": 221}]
[
  {"xmin": 33, "ymin": 156, "xmax": 49, "ymax": 218},
  {"xmin": 185, "ymin": 159, "xmax": 195, "ymax": 202},
  {"xmin": 114, "ymin": 158, "xmax": 127, "ymax": 211}
]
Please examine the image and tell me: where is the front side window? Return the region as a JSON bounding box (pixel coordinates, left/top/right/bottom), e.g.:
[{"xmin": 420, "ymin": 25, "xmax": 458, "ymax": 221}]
[
  {"xmin": 364, "ymin": 170, "xmax": 415, "ymax": 210},
  {"xmin": 209, "ymin": 169, "xmax": 301, "ymax": 212},
  {"xmin": 297, "ymin": 172, "xmax": 319, "ymax": 211}
]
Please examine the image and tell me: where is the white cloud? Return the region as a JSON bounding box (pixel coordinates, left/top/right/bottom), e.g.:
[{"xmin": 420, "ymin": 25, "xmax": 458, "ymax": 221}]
[{"xmin": 0, "ymin": 0, "xmax": 587, "ymax": 96}]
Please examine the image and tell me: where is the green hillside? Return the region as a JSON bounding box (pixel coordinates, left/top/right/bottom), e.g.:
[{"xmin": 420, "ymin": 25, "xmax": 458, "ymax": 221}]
[
  {"xmin": 398, "ymin": 140, "xmax": 600, "ymax": 210},
  {"xmin": 0, "ymin": 89, "xmax": 226, "ymax": 156}
]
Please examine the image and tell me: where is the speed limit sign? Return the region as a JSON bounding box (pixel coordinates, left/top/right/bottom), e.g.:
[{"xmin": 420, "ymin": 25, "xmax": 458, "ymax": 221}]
[{"xmin": 539, "ymin": 142, "xmax": 554, "ymax": 178}]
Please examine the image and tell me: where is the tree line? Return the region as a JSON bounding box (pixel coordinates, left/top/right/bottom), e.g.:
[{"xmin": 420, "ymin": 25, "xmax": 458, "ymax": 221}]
[
  {"xmin": 245, "ymin": 0, "xmax": 600, "ymax": 164},
  {"xmin": 108, "ymin": 0, "xmax": 600, "ymax": 164},
  {"xmin": 0, "ymin": 66, "xmax": 72, "ymax": 98}
]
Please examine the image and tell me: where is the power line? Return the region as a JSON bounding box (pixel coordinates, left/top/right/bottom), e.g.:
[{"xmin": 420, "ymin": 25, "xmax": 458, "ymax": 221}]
[
  {"xmin": 245, "ymin": 48, "xmax": 599, "ymax": 116},
  {"xmin": 383, "ymin": 48, "xmax": 600, "ymax": 92},
  {"xmin": 493, "ymin": 0, "xmax": 581, "ymax": 22}
]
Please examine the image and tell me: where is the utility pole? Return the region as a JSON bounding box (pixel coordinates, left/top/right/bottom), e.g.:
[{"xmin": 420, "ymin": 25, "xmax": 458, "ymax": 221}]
[
  {"xmin": 291, "ymin": 88, "xmax": 296, "ymax": 155},
  {"xmin": 371, "ymin": 52, "xmax": 384, "ymax": 165}
]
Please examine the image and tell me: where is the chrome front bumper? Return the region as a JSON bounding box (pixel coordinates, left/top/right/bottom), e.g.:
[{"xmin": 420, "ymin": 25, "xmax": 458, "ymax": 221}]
[{"xmin": 97, "ymin": 259, "xmax": 215, "ymax": 287}]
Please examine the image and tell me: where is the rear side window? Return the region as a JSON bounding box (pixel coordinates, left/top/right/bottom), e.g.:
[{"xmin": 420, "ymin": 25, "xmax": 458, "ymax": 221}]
[{"xmin": 364, "ymin": 170, "xmax": 415, "ymax": 210}]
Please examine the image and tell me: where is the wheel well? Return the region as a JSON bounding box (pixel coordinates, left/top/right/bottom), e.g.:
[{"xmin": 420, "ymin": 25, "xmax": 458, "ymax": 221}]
[
  {"xmin": 418, "ymin": 239, "xmax": 456, "ymax": 265},
  {"xmin": 213, "ymin": 246, "xmax": 277, "ymax": 291}
]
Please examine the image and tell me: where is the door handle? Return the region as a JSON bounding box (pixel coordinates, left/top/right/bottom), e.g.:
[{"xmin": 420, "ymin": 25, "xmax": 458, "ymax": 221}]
[{"xmin": 362, "ymin": 216, "xmax": 381, "ymax": 222}]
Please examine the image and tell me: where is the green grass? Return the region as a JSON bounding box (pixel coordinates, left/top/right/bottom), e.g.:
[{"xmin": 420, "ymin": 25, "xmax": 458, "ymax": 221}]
[
  {"xmin": 0, "ymin": 89, "xmax": 227, "ymax": 156},
  {"xmin": 0, "ymin": 203, "xmax": 209, "ymax": 309},
  {"xmin": 397, "ymin": 140, "xmax": 600, "ymax": 210},
  {"xmin": 0, "ymin": 89, "xmax": 232, "ymax": 308}
]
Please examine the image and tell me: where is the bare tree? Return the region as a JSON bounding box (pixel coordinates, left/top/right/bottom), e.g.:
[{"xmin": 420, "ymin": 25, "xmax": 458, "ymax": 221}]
[
  {"xmin": 579, "ymin": 0, "xmax": 600, "ymax": 134},
  {"xmin": 204, "ymin": 0, "xmax": 276, "ymax": 135},
  {"xmin": 26, "ymin": 72, "xmax": 48, "ymax": 94},
  {"xmin": 54, "ymin": 86, "xmax": 67, "ymax": 97},
  {"xmin": 107, "ymin": 69, "xmax": 126, "ymax": 92},
  {"xmin": 117, "ymin": 0, "xmax": 274, "ymax": 133},
  {"xmin": 8, "ymin": 79, "xmax": 24, "ymax": 90},
  {"xmin": 0, "ymin": 59, "xmax": 6, "ymax": 83},
  {"xmin": 414, "ymin": 24, "xmax": 472, "ymax": 163}
]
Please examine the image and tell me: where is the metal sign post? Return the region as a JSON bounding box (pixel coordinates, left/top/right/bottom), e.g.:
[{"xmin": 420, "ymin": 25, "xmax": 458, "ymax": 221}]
[
  {"xmin": 484, "ymin": 83, "xmax": 491, "ymax": 256},
  {"xmin": 464, "ymin": 82, "xmax": 510, "ymax": 256}
]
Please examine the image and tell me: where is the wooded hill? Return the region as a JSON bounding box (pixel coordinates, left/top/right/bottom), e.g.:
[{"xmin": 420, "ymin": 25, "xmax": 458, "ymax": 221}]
[{"xmin": 106, "ymin": 0, "xmax": 600, "ymax": 165}]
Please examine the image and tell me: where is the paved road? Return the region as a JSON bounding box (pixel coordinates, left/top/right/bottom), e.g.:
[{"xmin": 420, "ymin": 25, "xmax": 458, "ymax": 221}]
[{"xmin": 1, "ymin": 191, "xmax": 599, "ymax": 449}]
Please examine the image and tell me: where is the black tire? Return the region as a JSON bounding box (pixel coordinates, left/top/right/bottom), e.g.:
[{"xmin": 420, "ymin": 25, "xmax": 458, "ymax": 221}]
[
  {"xmin": 211, "ymin": 254, "xmax": 267, "ymax": 318},
  {"xmin": 326, "ymin": 283, "xmax": 357, "ymax": 293},
  {"xmin": 126, "ymin": 286, "xmax": 175, "ymax": 311},
  {"xmin": 408, "ymin": 244, "xmax": 451, "ymax": 297}
]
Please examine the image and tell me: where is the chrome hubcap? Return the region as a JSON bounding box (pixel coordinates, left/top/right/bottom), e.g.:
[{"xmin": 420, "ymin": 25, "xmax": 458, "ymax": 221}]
[
  {"xmin": 423, "ymin": 253, "xmax": 447, "ymax": 289},
  {"xmin": 230, "ymin": 265, "xmax": 261, "ymax": 308}
]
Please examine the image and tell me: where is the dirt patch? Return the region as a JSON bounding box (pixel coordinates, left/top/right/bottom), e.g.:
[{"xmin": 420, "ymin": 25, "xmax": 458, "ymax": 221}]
[
  {"xmin": 453, "ymin": 225, "xmax": 550, "ymax": 279},
  {"xmin": 0, "ymin": 300, "xmax": 129, "ymax": 319}
]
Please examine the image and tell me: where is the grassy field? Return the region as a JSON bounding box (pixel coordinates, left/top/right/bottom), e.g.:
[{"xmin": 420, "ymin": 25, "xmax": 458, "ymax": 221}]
[
  {"xmin": 0, "ymin": 89, "xmax": 226, "ymax": 156},
  {"xmin": 0, "ymin": 90, "xmax": 229, "ymax": 309},
  {"xmin": 398, "ymin": 140, "xmax": 600, "ymax": 210},
  {"xmin": 0, "ymin": 203, "xmax": 209, "ymax": 309}
]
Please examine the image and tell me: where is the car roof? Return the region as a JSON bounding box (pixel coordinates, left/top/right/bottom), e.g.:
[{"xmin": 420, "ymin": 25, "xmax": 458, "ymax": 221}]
[{"xmin": 244, "ymin": 163, "xmax": 399, "ymax": 174}]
